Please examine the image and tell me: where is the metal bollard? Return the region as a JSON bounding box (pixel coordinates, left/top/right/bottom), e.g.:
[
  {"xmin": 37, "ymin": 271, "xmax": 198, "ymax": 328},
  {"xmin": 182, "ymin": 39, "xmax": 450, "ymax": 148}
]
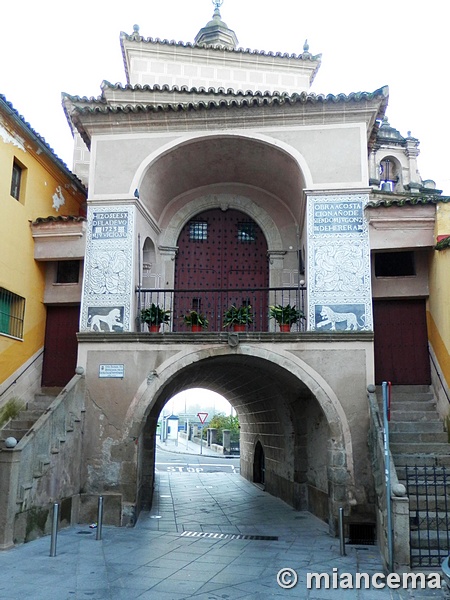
[
  {"xmin": 96, "ymin": 496, "xmax": 104, "ymax": 541},
  {"xmin": 339, "ymin": 507, "xmax": 346, "ymax": 556},
  {"xmin": 50, "ymin": 502, "xmax": 60, "ymax": 557}
]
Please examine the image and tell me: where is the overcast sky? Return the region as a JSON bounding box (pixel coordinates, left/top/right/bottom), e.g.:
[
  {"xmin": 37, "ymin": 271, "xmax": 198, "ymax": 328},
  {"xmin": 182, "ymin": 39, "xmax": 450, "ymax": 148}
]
[{"xmin": 2, "ymin": 0, "xmax": 449, "ymax": 193}]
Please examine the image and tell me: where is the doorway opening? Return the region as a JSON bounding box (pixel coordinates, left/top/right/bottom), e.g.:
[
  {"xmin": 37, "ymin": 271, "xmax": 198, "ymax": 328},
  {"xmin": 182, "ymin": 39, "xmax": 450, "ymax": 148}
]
[{"xmin": 253, "ymin": 440, "xmax": 265, "ymax": 485}]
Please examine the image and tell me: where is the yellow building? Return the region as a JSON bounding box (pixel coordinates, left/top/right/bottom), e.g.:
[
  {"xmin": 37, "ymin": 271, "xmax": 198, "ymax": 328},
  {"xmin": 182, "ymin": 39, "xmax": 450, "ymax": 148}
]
[
  {"xmin": 0, "ymin": 94, "xmax": 86, "ymax": 407},
  {"xmin": 429, "ymin": 202, "xmax": 450, "ymax": 416}
]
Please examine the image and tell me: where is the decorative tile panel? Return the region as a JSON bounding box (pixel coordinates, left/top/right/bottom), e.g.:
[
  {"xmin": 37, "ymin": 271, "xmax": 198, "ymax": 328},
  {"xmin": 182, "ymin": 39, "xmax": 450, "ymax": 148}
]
[
  {"xmin": 80, "ymin": 206, "xmax": 135, "ymax": 332},
  {"xmin": 307, "ymin": 194, "xmax": 373, "ymax": 331}
]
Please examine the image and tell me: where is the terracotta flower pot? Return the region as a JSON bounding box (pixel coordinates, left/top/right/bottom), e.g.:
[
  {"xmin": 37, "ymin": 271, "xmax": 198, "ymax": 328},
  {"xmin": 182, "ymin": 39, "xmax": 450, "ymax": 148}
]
[
  {"xmin": 191, "ymin": 325, "xmax": 203, "ymax": 332},
  {"xmin": 233, "ymin": 324, "xmax": 246, "ymax": 332},
  {"xmin": 148, "ymin": 325, "xmax": 160, "ymax": 333},
  {"xmin": 279, "ymin": 324, "xmax": 291, "ymax": 332}
]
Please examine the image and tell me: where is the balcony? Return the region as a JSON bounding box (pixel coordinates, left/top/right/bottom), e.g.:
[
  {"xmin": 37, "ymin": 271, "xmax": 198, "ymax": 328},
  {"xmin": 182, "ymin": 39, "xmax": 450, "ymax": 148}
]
[{"xmin": 136, "ymin": 286, "xmax": 307, "ymax": 333}]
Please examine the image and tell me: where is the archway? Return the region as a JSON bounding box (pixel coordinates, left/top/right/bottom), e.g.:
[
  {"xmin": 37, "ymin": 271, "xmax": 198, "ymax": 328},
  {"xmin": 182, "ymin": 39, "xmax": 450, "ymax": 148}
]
[{"xmin": 130, "ymin": 346, "xmax": 354, "ymax": 530}]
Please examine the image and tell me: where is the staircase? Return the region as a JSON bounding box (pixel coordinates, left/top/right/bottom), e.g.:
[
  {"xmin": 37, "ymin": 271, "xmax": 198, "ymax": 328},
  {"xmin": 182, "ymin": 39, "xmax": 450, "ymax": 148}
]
[
  {"xmin": 385, "ymin": 385, "xmax": 450, "ymax": 568},
  {"xmin": 0, "ymin": 389, "xmax": 61, "ymax": 445}
]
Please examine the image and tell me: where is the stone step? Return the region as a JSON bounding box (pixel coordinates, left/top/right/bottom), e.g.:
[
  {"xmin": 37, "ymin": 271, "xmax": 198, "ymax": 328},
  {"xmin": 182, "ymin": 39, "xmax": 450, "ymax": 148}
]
[
  {"xmin": 6, "ymin": 419, "xmax": 36, "ymax": 430},
  {"xmin": 389, "ymin": 410, "xmax": 440, "ymax": 422},
  {"xmin": 0, "ymin": 428, "xmax": 28, "ymax": 441},
  {"xmin": 390, "ymin": 432, "xmax": 449, "ymax": 444},
  {"xmin": 410, "ymin": 512, "xmax": 450, "ymax": 528},
  {"xmin": 394, "ymin": 455, "xmax": 450, "ymax": 468},
  {"xmin": 32, "ymin": 393, "xmax": 58, "ymax": 410},
  {"xmin": 390, "ymin": 421, "xmax": 444, "ymax": 433},
  {"xmin": 17, "ymin": 410, "xmax": 45, "ymax": 421},
  {"xmin": 397, "ymin": 464, "xmax": 450, "ymax": 477},
  {"xmin": 396, "ymin": 401, "xmax": 436, "ymax": 411},
  {"xmin": 408, "ymin": 497, "xmax": 450, "ymax": 511},
  {"xmin": 411, "ymin": 529, "xmax": 450, "ymax": 549},
  {"xmin": 377, "ymin": 385, "xmax": 431, "ymax": 394},
  {"xmin": 390, "ymin": 393, "xmax": 434, "ymax": 402},
  {"xmin": 391, "ymin": 442, "xmax": 450, "ymax": 455},
  {"xmin": 400, "ymin": 480, "xmax": 450, "ymax": 500}
]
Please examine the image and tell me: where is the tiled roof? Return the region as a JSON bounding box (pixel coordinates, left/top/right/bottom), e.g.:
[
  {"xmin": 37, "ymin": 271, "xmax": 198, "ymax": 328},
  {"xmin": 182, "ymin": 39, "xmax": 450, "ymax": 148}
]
[
  {"xmin": 367, "ymin": 194, "xmax": 450, "ymax": 208},
  {"xmin": 64, "ymin": 84, "xmax": 389, "ymax": 114},
  {"xmin": 32, "ymin": 215, "xmax": 87, "ymax": 225},
  {"xmin": 0, "ymin": 94, "xmax": 86, "ymax": 194},
  {"xmin": 119, "ymin": 30, "xmax": 322, "ymax": 60}
]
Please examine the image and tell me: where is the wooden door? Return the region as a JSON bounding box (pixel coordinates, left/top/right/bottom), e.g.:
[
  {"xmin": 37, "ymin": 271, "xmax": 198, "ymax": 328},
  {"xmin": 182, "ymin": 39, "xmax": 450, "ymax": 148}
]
[
  {"xmin": 175, "ymin": 209, "xmax": 269, "ymax": 331},
  {"xmin": 41, "ymin": 305, "xmax": 80, "ymax": 387},
  {"xmin": 373, "ymin": 299, "xmax": 431, "ymax": 385}
]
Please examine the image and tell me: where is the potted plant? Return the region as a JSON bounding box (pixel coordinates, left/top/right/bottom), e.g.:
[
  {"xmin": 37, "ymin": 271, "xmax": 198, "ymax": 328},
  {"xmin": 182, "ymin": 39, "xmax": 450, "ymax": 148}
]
[
  {"xmin": 181, "ymin": 310, "xmax": 209, "ymax": 332},
  {"xmin": 223, "ymin": 304, "xmax": 254, "ymax": 332},
  {"xmin": 140, "ymin": 303, "xmax": 170, "ymax": 332},
  {"xmin": 269, "ymin": 304, "xmax": 304, "ymax": 332}
]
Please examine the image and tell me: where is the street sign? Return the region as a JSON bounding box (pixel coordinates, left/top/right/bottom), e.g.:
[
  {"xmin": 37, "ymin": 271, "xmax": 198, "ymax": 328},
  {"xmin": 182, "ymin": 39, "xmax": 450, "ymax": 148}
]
[{"xmin": 197, "ymin": 412, "xmax": 208, "ymax": 424}]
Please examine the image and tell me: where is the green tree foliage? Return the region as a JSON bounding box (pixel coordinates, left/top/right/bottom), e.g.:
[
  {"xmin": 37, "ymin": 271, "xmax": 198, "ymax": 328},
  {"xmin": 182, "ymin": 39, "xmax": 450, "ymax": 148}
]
[{"xmin": 207, "ymin": 412, "xmax": 240, "ymax": 443}]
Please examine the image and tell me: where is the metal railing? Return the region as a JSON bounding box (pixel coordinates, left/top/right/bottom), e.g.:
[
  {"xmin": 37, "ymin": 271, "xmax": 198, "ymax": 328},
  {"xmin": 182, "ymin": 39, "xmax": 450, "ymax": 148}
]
[
  {"xmin": 405, "ymin": 465, "xmax": 450, "ymax": 568},
  {"xmin": 136, "ymin": 286, "xmax": 307, "ymax": 333}
]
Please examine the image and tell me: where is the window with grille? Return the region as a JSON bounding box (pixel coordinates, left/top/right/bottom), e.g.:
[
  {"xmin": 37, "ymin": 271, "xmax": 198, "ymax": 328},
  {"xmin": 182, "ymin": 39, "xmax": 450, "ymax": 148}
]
[
  {"xmin": 10, "ymin": 160, "xmax": 23, "ymax": 201},
  {"xmin": 237, "ymin": 222, "xmax": 257, "ymax": 243},
  {"xmin": 189, "ymin": 221, "xmax": 208, "ymax": 241},
  {"xmin": 0, "ymin": 288, "xmax": 25, "ymax": 339}
]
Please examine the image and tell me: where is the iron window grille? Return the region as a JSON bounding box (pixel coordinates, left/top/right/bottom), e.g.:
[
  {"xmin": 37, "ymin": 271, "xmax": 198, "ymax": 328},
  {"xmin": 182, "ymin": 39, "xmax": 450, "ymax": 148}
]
[
  {"xmin": 0, "ymin": 287, "xmax": 25, "ymax": 339},
  {"xmin": 237, "ymin": 222, "xmax": 257, "ymax": 243},
  {"xmin": 189, "ymin": 221, "xmax": 208, "ymax": 241}
]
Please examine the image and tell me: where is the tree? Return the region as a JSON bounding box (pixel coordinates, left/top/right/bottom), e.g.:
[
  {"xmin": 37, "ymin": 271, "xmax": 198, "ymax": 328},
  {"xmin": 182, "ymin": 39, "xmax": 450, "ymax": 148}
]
[{"xmin": 206, "ymin": 412, "xmax": 240, "ymax": 443}]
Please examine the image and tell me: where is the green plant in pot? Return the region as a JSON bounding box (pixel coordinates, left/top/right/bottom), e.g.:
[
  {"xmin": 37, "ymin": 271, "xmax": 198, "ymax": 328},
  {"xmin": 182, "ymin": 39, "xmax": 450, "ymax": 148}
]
[
  {"xmin": 182, "ymin": 310, "xmax": 209, "ymax": 331},
  {"xmin": 223, "ymin": 304, "xmax": 254, "ymax": 331},
  {"xmin": 140, "ymin": 303, "xmax": 170, "ymax": 332},
  {"xmin": 269, "ymin": 304, "xmax": 304, "ymax": 332}
]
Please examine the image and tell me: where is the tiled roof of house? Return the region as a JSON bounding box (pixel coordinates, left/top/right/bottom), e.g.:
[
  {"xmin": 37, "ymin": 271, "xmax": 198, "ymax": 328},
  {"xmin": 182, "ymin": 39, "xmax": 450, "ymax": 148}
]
[
  {"xmin": 367, "ymin": 194, "xmax": 450, "ymax": 208},
  {"xmin": 0, "ymin": 94, "xmax": 86, "ymax": 194},
  {"xmin": 32, "ymin": 215, "xmax": 87, "ymax": 225},
  {"xmin": 63, "ymin": 83, "xmax": 389, "ymax": 113}
]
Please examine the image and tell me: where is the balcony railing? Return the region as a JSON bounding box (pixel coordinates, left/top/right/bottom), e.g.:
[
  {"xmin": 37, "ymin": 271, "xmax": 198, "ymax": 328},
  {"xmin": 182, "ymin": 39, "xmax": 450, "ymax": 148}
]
[{"xmin": 136, "ymin": 286, "xmax": 307, "ymax": 333}]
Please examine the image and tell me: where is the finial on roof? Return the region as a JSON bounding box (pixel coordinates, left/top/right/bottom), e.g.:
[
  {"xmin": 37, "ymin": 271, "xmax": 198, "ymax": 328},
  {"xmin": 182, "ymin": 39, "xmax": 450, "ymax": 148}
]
[
  {"xmin": 195, "ymin": 0, "xmax": 238, "ymax": 49},
  {"xmin": 303, "ymin": 39, "xmax": 309, "ymax": 53},
  {"xmin": 133, "ymin": 24, "xmax": 140, "ymax": 34}
]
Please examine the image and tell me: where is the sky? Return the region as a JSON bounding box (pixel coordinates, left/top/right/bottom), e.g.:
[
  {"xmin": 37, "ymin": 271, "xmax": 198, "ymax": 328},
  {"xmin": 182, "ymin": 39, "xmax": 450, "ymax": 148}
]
[
  {"xmin": 1, "ymin": 1, "xmax": 449, "ymax": 193},
  {"xmin": 162, "ymin": 388, "xmax": 232, "ymax": 418}
]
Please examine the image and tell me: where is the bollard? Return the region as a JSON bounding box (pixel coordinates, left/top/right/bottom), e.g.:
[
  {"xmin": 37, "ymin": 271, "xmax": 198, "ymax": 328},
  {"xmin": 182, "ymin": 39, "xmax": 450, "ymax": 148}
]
[
  {"xmin": 96, "ymin": 496, "xmax": 104, "ymax": 541},
  {"xmin": 49, "ymin": 502, "xmax": 60, "ymax": 557},
  {"xmin": 339, "ymin": 507, "xmax": 346, "ymax": 556}
]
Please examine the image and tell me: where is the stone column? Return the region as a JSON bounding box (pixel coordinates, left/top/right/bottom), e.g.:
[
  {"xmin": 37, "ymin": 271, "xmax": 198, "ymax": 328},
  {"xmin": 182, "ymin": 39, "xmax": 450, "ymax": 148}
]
[
  {"xmin": 0, "ymin": 448, "xmax": 21, "ymax": 550},
  {"xmin": 222, "ymin": 429, "xmax": 231, "ymax": 454},
  {"xmin": 208, "ymin": 428, "xmax": 218, "ymax": 447}
]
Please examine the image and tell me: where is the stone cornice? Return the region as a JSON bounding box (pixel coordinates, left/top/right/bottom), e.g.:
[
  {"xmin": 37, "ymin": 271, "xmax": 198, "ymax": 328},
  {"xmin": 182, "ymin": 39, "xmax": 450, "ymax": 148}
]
[{"xmin": 77, "ymin": 331, "xmax": 374, "ymax": 344}]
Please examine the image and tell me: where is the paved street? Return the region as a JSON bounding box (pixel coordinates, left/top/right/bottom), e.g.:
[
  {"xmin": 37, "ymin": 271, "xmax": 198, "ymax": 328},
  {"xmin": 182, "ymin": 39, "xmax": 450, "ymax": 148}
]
[{"xmin": 0, "ymin": 450, "xmax": 448, "ymax": 599}]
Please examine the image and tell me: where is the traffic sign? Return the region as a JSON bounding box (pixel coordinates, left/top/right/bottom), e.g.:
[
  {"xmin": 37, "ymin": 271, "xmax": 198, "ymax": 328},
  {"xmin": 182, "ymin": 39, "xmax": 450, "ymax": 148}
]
[{"xmin": 197, "ymin": 412, "xmax": 208, "ymax": 424}]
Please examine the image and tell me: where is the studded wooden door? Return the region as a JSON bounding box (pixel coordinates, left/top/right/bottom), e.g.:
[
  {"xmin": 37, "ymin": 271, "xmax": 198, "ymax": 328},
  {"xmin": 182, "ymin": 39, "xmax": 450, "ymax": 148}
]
[
  {"xmin": 174, "ymin": 209, "xmax": 269, "ymax": 331},
  {"xmin": 373, "ymin": 299, "xmax": 431, "ymax": 385}
]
